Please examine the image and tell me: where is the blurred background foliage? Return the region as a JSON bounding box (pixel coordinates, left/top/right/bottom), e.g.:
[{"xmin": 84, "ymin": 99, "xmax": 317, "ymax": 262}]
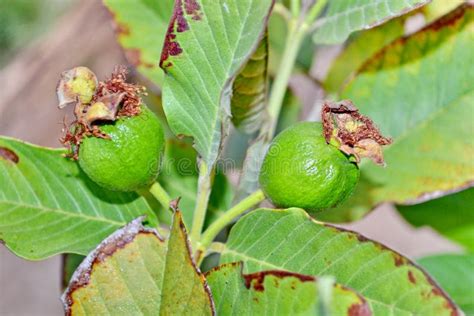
[
  {"xmin": 0, "ymin": 0, "xmax": 74, "ymax": 65},
  {"xmin": 0, "ymin": 0, "xmax": 471, "ymax": 315}
]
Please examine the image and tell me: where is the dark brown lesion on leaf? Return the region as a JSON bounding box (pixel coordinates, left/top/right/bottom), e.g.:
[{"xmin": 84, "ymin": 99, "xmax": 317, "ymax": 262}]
[
  {"xmin": 424, "ymin": 274, "xmax": 460, "ymax": 315},
  {"xmin": 243, "ymin": 268, "xmax": 371, "ymax": 315},
  {"xmin": 360, "ymin": 3, "xmax": 472, "ymax": 75},
  {"xmin": 0, "ymin": 147, "xmax": 19, "ymax": 164},
  {"xmin": 392, "ymin": 253, "xmax": 408, "ymax": 267},
  {"xmin": 408, "ymin": 270, "xmax": 417, "ymax": 284},
  {"xmin": 348, "ymin": 301, "xmax": 372, "ymax": 316},
  {"xmin": 57, "ymin": 66, "xmax": 146, "ymax": 159},
  {"xmin": 160, "ymin": 0, "xmax": 202, "ymax": 71},
  {"xmin": 243, "ymin": 269, "xmax": 314, "ymax": 292},
  {"xmin": 322, "ymin": 100, "xmax": 392, "ymax": 166},
  {"xmin": 103, "ymin": 5, "xmax": 130, "ymax": 36},
  {"xmin": 323, "ymin": 222, "xmax": 460, "ymax": 315},
  {"xmin": 422, "ymin": 2, "xmax": 471, "ymax": 32},
  {"xmin": 115, "ymin": 21, "xmax": 130, "ymax": 36}
]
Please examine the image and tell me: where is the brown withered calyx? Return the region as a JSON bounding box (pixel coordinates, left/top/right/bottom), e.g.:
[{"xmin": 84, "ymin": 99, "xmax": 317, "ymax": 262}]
[{"xmin": 322, "ymin": 100, "xmax": 392, "ymax": 166}]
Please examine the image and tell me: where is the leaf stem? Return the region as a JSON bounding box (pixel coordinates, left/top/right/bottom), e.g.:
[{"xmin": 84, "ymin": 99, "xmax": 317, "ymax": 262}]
[
  {"xmin": 290, "ymin": 0, "xmax": 301, "ymax": 17},
  {"xmin": 148, "ymin": 182, "xmax": 172, "ymax": 210},
  {"xmin": 265, "ymin": 19, "xmax": 307, "ymax": 138},
  {"xmin": 305, "ymin": 0, "xmax": 328, "ymax": 24},
  {"xmin": 190, "ymin": 160, "xmax": 212, "ymax": 248},
  {"xmin": 273, "ymin": 3, "xmax": 292, "ymax": 21},
  {"xmin": 198, "ymin": 189, "xmax": 265, "ymax": 257},
  {"xmin": 262, "ymin": 0, "xmax": 328, "ymax": 139}
]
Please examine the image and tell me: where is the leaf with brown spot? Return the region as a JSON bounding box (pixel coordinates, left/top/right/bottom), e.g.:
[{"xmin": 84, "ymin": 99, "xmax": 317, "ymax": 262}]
[
  {"xmin": 0, "ymin": 146, "xmax": 19, "ymax": 164},
  {"xmin": 324, "ymin": 15, "xmax": 406, "ymax": 93},
  {"xmin": 206, "ymin": 262, "xmax": 371, "ymax": 315},
  {"xmin": 320, "ymin": 4, "xmax": 474, "ymax": 222},
  {"xmin": 419, "ymin": 254, "xmax": 474, "ymax": 315},
  {"xmin": 103, "ymin": 0, "xmax": 175, "ymax": 87},
  {"xmin": 62, "ymin": 211, "xmax": 214, "ymax": 315},
  {"xmin": 324, "ymin": 0, "xmax": 465, "ymax": 94},
  {"xmin": 221, "ymin": 208, "xmax": 461, "ymax": 315},
  {"xmin": 160, "ymin": 0, "xmax": 275, "ymax": 167}
]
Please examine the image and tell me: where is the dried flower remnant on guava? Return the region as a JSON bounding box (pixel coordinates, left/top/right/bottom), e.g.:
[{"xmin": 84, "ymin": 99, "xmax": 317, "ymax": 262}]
[
  {"xmin": 57, "ymin": 66, "xmax": 98, "ymax": 108},
  {"xmin": 322, "ymin": 100, "xmax": 392, "ymax": 166},
  {"xmin": 56, "ymin": 66, "xmax": 147, "ymax": 159}
]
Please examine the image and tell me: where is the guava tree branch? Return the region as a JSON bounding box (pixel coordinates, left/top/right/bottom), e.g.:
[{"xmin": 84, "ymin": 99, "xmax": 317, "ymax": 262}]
[
  {"xmin": 195, "ymin": 1, "xmax": 329, "ymax": 258},
  {"xmin": 265, "ymin": 0, "xmax": 328, "ymax": 139}
]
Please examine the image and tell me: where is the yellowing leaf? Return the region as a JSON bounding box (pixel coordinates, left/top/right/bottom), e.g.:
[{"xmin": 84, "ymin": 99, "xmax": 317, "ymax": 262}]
[
  {"xmin": 103, "ymin": 0, "xmax": 174, "ymax": 87},
  {"xmin": 320, "ymin": 4, "xmax": 474, "ymax": 222},
  {"xmin": 221, "ymin": 208, "xmax": 460, "ymax": 315},
  {"xmin": 207, "ymin": 262, "xmax": 371, "ymax": 315},
  {"xmin": 62, "ymin": 212, "xmax": 214, "ymax": 315}
]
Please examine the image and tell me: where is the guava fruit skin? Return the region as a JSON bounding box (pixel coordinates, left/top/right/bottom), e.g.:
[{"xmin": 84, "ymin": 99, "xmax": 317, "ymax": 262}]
[
  {"xmin": 79, "ymin": 105, "xmax": 165, "ymax": 192},
  {"xmin": 259, "ymin": 122, "xmax": 360, "ymax": 212}
]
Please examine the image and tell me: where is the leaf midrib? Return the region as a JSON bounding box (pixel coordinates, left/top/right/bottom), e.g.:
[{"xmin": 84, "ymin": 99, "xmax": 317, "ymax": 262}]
[
  {"xmin": 166, "ymin": 0, "xmax": 269, "ymax": 163},
  {"xmin": 0, "ymin": 201, "xmax": 125, "ymax": 226}
]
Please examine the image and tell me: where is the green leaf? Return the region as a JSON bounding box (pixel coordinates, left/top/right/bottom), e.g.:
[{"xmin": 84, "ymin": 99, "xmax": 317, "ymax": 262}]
[
  {"xmin": 231, "ymin": 31, "xmax": 269, "ymax": 134},
  {"xmin": 160, "ymin": 0, "xmax": 274, "ymax": 167},
  {"xmin": 313, "ymin": 0, "xmax": 429, "ymax": 44},
  {"xmin": 103, "ymin": 0, "xmax": 174, "ymax": 87},
  {"xmin": 324, "ymin": 18, "xmax": 405, "ymax": 93},
  {"xmin": 418, "ymin": 254, "xmax": 474, "ymax": 315},
  {"xmin": 62, "ymin": 211, "xmax": 214, "ymax": 315},
  {"xmin": 62, "ymin": 254, "xmax": 85, "ymax": 289},
  {"xmin": 320, "ymin": 4, "xmax": 474, "ymax": 222},
  {"xmin": 0, "ymin": 137, "xmax": 157, "ymax": 260},
  {"xmin": 422, "ymin": 0, "xmax": 466, "ymax": 23},
  {"xmin": 398, "ymin": 188, "xmax": 474, "ymax": 252},
  {"xmin": 206, "ymin": 262, "xmax": 371, "ymax": 315},
  {"xmin": 221, "ymin": 208, "xmax": 460, "ymax": 315},
  {"xmin": 324, "ymin": 0, "xmax": 469, "ymax": 94}
]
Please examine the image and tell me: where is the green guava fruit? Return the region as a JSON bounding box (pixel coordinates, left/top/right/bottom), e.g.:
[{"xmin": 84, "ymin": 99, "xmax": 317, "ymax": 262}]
[
  {"xmin": 259, "ymin": 122, "xmax": 360, "ymax": 212},
  {"xmin": 79, "ymin": 105, "xmax": 165, "ymax": 192}
]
